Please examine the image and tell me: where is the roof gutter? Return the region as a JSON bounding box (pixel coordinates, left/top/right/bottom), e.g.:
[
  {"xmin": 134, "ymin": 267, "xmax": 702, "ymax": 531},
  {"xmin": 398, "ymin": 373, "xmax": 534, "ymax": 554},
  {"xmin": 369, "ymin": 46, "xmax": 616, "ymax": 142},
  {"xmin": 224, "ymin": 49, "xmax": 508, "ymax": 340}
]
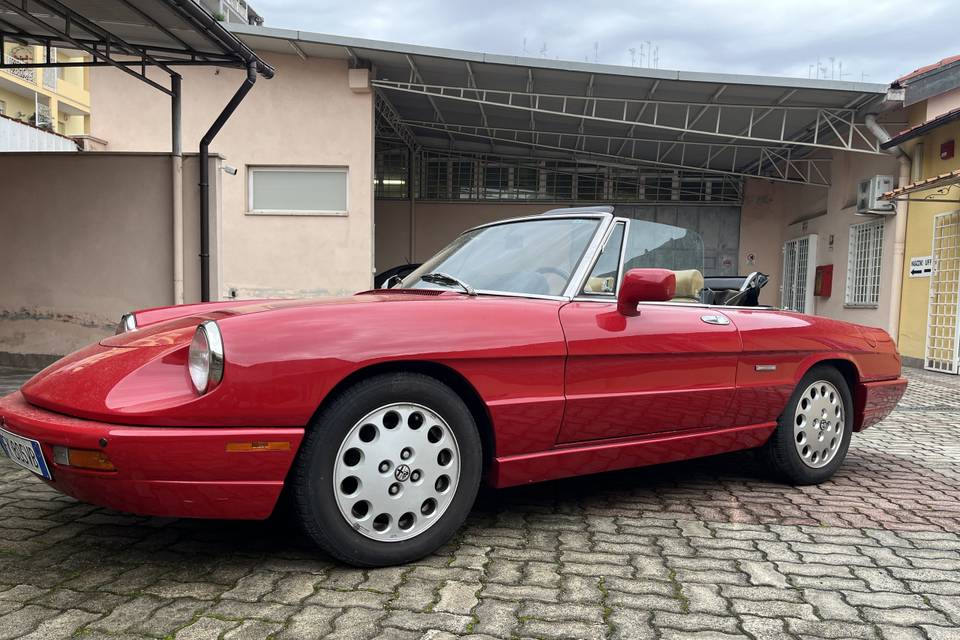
[
  {"xmin": 169, "ymin": 0, "xmax": 275, "ymax": 78},
  {"xmin": 865, "ymin": 113, "xmax": 911, "ymax": 344},
  {"xmin": 880, "ymin": 108, "xmax": 960, "ymax": 150}
]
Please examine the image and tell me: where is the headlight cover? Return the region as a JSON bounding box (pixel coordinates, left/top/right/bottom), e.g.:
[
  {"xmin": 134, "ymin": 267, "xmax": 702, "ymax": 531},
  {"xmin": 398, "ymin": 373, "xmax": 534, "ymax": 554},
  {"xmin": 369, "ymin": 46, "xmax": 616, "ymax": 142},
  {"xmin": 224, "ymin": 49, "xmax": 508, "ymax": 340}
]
[
  {"xmin": 115, "ymin": 312, "xmax": 137, "ymax": 335},
  {"xmin": 188, "ymin": 320, "xmax": 224, "ymax": 395}
]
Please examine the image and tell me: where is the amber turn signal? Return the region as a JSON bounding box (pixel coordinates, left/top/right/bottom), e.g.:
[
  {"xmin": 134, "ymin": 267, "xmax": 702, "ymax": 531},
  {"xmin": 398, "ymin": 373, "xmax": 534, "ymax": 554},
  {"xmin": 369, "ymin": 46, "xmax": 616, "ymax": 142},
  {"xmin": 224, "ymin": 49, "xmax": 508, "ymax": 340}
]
[
  {"xmin": 225, "ymin": 441, "xmax": 291, "ymax": 452},
  {"xmin": 52, "ymin": 446, "xmax": 116, "ymax": 471}
]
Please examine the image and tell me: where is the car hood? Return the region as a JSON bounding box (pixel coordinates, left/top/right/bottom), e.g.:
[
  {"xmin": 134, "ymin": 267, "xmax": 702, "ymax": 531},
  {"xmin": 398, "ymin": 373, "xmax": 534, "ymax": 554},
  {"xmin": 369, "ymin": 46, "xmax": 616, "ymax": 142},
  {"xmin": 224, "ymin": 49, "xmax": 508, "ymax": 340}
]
[
  {"xmin": 18, "ymin": 290, "xmax": 484, "ymax": 424},
  {"xmin": 99, "ymin": 290, "xmax": 453, "ymax": 348}
]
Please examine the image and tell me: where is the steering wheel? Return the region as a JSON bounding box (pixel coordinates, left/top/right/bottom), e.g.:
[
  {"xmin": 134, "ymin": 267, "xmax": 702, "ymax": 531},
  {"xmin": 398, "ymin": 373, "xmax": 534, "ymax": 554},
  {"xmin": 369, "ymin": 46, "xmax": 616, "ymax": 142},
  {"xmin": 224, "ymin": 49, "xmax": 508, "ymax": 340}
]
[{"xmin": 536, "ymin": 266, "xmax": 571, "ymax": 280}]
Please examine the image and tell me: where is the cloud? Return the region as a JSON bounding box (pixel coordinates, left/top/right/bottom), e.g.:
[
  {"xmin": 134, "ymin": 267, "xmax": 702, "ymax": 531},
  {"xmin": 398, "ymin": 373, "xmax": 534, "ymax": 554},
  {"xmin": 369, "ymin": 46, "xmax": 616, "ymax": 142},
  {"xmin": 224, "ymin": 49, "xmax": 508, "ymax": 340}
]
[{"xmin": 251, "ymin": 0, "xmax": 955, "ymax": 84}]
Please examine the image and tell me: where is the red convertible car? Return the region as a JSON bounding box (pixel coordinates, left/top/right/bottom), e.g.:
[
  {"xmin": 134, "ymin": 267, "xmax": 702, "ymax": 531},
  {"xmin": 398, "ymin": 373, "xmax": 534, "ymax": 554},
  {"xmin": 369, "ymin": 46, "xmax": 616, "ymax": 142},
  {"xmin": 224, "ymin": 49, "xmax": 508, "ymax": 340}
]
[{"xmin": 0, "ymin": 206, "xmax": 906, "ymax": 566}]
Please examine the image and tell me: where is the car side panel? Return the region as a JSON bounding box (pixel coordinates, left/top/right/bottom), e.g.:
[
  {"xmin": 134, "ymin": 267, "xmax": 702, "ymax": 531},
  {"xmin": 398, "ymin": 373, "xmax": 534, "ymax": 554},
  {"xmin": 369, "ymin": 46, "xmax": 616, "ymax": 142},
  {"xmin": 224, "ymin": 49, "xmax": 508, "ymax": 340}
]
[
  {"xmin": 557, "ymin": 301, "xmax": 741, "ymax": 442},
  {"xmin": 723, "ymin": 309, "xmax": 894, "ymax": 427}
]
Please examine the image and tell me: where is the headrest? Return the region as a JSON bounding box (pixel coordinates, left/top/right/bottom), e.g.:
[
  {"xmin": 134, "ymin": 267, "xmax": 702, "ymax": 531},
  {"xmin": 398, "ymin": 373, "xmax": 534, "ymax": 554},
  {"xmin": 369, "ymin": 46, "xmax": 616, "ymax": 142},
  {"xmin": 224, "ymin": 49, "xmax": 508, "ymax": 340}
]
[
  {"xmin": 672, "ymin": 269, "xmax": 704, "ymax": 300},
  {"xmin": 585, "ymin": 276, "xmax": 615, "ymax": 293}
]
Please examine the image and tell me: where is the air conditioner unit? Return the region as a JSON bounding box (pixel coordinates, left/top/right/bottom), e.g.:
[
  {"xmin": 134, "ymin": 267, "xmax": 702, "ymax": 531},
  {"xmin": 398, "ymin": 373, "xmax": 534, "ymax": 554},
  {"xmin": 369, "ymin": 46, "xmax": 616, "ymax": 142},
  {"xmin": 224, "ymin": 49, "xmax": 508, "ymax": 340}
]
[{"xmin": 857, "ymin": 175, "xmax": 896, "ymax": 214}]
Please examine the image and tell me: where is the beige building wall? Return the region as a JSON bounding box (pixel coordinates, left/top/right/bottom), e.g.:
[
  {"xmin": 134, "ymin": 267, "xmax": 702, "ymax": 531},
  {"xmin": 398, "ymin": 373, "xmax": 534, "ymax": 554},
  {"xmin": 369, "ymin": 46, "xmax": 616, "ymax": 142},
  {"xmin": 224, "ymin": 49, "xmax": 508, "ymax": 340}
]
[
  {"xmin": 90, "ymin": 51, "xmax": 375, "ymax": 300},
  {"xmin": 0, "ymin": 152, "xmax": 206, "ymax": 359},
  {"xmin": 738, "ymin": 149, "xmax": 900, "ymax": 330}
]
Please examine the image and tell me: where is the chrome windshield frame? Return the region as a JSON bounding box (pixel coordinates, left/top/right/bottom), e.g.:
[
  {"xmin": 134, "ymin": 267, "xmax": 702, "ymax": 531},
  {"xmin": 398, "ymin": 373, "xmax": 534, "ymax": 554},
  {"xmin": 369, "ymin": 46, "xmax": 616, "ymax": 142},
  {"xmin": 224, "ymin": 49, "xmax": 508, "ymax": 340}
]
[{"xmin": 567, "ymin": 216, "xmax": 632, "ymax": 299}]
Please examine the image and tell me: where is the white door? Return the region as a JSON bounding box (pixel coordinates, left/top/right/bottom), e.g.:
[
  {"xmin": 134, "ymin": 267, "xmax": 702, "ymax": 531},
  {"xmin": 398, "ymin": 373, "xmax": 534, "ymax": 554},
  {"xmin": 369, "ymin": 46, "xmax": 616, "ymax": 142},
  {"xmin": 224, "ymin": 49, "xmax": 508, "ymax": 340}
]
[
  {"xmin": 925, "ymin": 211, "xmax": 960, "ymax": 374},
  {"xmin": 781, "ymin": 234, "xmax": 818, "ymax": 313}
]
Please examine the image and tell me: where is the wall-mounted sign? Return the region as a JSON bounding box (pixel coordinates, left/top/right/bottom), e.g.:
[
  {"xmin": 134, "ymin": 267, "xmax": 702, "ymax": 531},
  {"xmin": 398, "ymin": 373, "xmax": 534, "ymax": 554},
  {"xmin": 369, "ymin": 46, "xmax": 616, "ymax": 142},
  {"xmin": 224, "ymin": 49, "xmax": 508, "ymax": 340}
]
[
  {"xmin": 941, "ymin": 139, "xmax": 955, "ymax": 161},
  {"xmin": 909, "ymin": 255, "xmax": 932, "ymax": 278}
]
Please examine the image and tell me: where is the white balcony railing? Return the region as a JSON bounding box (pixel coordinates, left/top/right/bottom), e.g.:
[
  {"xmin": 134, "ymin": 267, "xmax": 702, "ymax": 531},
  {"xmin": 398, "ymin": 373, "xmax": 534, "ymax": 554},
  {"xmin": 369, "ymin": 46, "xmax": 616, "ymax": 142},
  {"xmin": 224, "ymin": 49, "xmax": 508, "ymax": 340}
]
[
  {"xmin": 2, "ymin": 54, "xmax": 36, "ymax": 83},
  {"xmin": 0, "ymin": 115, "xmax": 77, "ymax": 151}
]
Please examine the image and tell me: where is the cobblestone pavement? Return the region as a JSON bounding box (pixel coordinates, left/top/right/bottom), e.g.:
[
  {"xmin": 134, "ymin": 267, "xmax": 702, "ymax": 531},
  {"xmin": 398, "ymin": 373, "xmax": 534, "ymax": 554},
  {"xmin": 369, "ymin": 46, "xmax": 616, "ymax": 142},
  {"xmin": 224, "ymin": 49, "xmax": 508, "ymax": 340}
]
[{"xmin": 1, "ymin": 365, "xmax": 959, "ymax": 639}]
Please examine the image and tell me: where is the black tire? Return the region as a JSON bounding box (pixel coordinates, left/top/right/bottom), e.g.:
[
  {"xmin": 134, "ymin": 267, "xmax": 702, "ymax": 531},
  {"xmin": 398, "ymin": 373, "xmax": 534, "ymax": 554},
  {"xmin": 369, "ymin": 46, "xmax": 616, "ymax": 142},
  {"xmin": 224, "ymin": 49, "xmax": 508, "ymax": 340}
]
[
  {"xmin": 762, "ymin": 365, "xmax": 853, "ymax": 485},
  {"xmin": 291, "ymin": 372, "xmax": 482, "ymax": 567}
]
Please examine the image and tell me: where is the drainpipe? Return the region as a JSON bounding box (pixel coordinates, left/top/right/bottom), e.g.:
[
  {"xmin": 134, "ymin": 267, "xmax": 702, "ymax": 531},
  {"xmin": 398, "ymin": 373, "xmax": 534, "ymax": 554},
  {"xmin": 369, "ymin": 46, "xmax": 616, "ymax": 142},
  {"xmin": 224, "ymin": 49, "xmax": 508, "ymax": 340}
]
[
  {"xmin": 171, "ymin": 74, "xmax": 184, "ymax": 305},
  {"xmin": 199, "ymin": 62, "xmax": 258, "ymax": 302},
  {"xmin": 865, "ymin": 113, "xmax": 911, "ymax": 342}
]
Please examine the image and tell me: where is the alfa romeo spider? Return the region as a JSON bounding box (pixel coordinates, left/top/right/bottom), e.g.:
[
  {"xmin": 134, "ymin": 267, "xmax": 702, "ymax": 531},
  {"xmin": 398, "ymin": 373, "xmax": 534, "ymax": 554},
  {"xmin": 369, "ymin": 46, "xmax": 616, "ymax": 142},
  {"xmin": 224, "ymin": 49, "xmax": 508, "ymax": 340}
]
[{"xmin": 0, "ymin": 206, "xmax": 906, "ymax": 566}]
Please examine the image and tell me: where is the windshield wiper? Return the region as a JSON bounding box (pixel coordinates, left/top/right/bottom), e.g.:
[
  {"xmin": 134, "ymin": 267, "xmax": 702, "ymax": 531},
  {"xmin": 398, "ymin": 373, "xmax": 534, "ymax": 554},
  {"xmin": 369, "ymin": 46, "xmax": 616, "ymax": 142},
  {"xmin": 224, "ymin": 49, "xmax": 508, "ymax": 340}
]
[{"xmin": 420, "ymin": 272, "xmax": 477, "ymax": 296}]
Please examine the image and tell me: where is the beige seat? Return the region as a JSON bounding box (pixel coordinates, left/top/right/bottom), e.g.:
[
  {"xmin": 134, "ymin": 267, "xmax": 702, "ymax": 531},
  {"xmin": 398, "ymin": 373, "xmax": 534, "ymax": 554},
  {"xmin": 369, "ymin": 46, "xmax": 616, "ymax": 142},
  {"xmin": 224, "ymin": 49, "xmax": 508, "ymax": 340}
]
[
  {"xmin": 584, "ymin": 276, "xmax": 615, "ymax": 294},
  {"xmin": 671, "ymin": 269, "xmax": 704, "ymax": 303}
]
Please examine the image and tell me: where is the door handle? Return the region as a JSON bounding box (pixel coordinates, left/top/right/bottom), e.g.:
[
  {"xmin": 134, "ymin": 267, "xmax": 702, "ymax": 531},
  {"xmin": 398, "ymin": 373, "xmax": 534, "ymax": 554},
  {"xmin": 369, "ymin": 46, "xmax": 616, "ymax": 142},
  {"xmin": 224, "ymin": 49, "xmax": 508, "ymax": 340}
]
[{"xmin": 700, "ymin": 314, "xmax": 731, "ymax": 326}]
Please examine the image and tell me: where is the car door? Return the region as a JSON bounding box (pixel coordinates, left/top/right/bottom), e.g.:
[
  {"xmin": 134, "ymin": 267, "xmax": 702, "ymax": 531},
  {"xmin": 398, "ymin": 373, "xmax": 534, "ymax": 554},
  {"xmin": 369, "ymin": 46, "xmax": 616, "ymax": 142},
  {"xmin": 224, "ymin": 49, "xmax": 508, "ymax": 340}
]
[{"xmin": 557, "ymin": 219, "xmax": 742, "ymax": 443}]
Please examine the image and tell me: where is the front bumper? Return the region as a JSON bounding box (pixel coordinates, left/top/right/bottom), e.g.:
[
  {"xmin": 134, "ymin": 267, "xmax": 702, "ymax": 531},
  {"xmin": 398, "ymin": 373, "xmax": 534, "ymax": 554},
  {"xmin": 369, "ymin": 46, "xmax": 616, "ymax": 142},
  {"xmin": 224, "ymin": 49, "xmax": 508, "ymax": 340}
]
[
  {"xmin": 0, "ymin": 392, "xmax": 304, "ymax": 519},
  {"xmin": 854, "ymin": 377, "xmax": 908, "ymax": 432}
]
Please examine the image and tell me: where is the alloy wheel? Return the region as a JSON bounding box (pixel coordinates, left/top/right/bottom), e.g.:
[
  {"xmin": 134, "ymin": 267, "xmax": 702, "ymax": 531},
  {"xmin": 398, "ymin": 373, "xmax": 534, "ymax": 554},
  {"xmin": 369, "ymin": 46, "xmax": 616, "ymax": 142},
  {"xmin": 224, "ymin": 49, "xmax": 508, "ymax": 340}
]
[
  {"xmin": 793, "ymin": 379, "xmax": 845, "ymax": 469},
  {"xmin": 332, "ymin": 402, "xmax": 461, "ymax": 542}
]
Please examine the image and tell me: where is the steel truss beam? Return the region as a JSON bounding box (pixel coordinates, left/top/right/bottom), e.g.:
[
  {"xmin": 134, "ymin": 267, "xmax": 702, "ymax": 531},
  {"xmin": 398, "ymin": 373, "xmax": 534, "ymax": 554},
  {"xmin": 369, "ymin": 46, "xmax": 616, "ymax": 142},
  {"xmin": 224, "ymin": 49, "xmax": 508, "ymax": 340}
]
[
  {"xmin": 406, "ymin": 120, "xmax": 831, "ymax": 186},
  {"xmin": 372, "ymin": 79, "xmax": 883, "ymax": 155},
  {"xmin": 404, "ymin": 55, "xmax": 454, "ymax": 145},
  {"xmin": 375, "ymin": 90, "xmax": 419, "ymax": 151},
  {"xmin": 738, "ymin": 91, "xmax": 874, "ymax": 176}
]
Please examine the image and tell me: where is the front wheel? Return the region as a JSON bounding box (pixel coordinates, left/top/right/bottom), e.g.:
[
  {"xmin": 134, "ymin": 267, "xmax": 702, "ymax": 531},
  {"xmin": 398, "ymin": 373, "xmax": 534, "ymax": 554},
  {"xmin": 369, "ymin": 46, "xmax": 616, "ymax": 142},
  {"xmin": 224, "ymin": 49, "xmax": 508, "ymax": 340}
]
[
  {"xmin": 762, "ymin": 365, "xmax": 853, "ymax": 485},
  {"xmin": 291, "ymin": 373, "xmax": 482, "ymax": 567}
]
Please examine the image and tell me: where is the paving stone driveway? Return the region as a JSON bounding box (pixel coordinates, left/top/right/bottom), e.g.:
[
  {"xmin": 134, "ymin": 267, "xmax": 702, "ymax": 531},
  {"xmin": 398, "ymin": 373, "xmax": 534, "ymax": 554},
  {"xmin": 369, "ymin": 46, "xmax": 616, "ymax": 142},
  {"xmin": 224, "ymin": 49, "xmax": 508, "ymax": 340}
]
[{"xmin": 0, "ymin": 365, "xmax": 959, "ymax": 639}]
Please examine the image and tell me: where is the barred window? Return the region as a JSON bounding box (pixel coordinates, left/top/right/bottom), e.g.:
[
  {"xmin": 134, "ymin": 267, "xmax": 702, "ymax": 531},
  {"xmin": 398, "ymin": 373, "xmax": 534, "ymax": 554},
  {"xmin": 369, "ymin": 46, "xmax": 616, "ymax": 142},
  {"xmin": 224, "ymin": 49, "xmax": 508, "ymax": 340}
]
[{"xmin": 845, "ymin": 219, "xmax": 884, "ymax": 307}]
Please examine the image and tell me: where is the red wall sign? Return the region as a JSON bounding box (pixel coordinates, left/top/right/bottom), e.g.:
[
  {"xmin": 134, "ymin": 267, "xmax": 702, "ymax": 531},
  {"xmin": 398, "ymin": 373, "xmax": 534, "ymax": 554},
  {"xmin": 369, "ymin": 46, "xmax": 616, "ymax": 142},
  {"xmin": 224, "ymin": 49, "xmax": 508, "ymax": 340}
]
[
  {"xmin": 814, "ymin": 264, "xmax": 833, "ymax": 297},
  {"xmin": 941, "ymin": 139, "xmax": 955, "ymax": 160}
]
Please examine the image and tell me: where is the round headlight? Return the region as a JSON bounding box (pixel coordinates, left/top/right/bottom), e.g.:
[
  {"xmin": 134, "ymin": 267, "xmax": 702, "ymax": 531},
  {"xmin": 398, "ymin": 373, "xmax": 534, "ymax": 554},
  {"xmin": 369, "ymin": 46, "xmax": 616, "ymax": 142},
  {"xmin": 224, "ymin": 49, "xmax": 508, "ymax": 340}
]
[
  {"xmin": 188, "ymin": 320, "xmax": 224, "ymax": 394},
  {"xmin": 115, "ymin": 312, "xmax": 137, "ymax": 335}
]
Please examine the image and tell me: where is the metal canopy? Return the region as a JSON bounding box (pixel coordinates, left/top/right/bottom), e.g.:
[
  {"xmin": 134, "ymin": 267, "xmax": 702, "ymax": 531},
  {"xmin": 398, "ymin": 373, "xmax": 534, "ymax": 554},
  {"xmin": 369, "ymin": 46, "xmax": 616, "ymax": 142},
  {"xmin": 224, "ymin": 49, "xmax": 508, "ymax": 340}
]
[
  {"xmin": 232, "ymin": 24, "xmax": 887, "ymax": 188},
  {"xmin": 0, "ymin": 0, "xmax": 275, "ymax": 96}
]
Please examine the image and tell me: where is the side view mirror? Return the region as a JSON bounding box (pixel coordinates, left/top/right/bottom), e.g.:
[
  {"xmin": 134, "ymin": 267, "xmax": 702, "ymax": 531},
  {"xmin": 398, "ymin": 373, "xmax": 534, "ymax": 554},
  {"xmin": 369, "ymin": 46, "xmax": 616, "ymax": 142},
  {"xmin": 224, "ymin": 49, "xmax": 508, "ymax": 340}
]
[
  {"xmin": 383, "ymin": 275, "xmax": 404, "ymax": 289},
  {"xmin": 617, "ymin": 268, "xmax": 676, "ymax": 316}
]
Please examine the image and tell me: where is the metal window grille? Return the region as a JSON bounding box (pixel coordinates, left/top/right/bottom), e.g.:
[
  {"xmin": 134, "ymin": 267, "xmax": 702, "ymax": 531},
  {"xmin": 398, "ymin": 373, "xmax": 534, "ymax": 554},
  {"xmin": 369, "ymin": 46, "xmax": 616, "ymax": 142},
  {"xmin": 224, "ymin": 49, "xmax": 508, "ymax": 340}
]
[
  {"xmin": 35, "ymin": 103, "xmax": 52, "ymax": 129},
  {"xmin": 781, "ymin": 235, "xmax": 817, "ymax": 313},
  {"xmin": 925, "ymin": 211, "xmax": 960, "ymax": 374},
  {"xmin": 845, "ymin": 219, "xmax": 884, "ymax": 307},
  {"xmin": 374, "ymin": 148, "xmax": 408, "ymax": 199},
  {"xmin": 375, "ymin": 147, "xmax": 743, "ymax": 204},
  {"xmin": 42, "ymin": 47, "xmax": 57, "ymax": 91}
]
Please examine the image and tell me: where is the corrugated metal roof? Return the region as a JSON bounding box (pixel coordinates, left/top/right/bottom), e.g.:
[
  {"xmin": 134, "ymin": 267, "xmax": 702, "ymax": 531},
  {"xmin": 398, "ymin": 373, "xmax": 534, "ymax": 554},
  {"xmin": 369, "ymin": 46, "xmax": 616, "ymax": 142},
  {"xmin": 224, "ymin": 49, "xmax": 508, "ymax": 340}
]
[
  {"xmin": 0, "ymin": 1, "xmax": 274, "ymax": 79},
  {"xmin": 229, "ymin": 24, "xmax": 890, "ymax": 187}
]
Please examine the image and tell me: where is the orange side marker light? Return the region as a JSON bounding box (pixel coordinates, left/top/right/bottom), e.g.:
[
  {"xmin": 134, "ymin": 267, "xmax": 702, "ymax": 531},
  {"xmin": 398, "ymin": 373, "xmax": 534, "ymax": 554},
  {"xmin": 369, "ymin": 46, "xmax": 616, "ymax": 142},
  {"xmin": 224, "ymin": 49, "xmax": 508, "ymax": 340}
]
[
  {"xmin": 225, "ymin": 441, "xmax": 291, "ymax": 452},
  {"xmin": 52, "ymin": 446, "xmax": 116, "ymax": 471}
]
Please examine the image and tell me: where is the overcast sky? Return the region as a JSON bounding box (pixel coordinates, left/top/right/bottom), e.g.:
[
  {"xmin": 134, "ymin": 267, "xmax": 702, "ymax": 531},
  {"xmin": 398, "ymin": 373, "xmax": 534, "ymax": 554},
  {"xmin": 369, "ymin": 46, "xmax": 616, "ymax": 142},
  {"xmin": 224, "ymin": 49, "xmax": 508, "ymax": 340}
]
[{"xmin": 251, "ymin": 0, "xmax": 952, "ymax": 85}]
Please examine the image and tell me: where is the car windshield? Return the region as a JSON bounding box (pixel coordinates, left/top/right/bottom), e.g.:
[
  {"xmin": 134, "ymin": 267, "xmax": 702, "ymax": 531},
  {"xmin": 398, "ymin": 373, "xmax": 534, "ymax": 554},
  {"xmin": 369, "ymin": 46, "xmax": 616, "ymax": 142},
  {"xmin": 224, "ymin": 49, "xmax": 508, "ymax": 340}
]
[{"xmin": 401, "ymin": 217, "xmax": 601, "ymax": 296}]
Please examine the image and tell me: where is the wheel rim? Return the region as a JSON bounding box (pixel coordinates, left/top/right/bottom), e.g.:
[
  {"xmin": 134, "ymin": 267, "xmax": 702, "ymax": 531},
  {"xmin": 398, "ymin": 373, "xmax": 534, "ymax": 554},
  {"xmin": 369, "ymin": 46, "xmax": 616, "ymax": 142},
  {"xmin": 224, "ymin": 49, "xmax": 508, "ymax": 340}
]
[
  {"xmin": 793, "ymin": 380, "xmax": 845, "ymax": 469},
  {"xmin": 333, "ymin": 402, "xmax": 461, "ymax": 542}
]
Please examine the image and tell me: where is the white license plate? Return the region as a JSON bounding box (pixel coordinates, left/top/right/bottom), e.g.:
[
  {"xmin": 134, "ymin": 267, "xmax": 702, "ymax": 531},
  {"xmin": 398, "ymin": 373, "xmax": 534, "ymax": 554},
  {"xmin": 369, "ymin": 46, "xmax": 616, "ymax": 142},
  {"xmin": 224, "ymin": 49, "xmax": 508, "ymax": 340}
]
[{"xmin": 0, "ymin": 427, "xmax": 52, "ymax": 480}]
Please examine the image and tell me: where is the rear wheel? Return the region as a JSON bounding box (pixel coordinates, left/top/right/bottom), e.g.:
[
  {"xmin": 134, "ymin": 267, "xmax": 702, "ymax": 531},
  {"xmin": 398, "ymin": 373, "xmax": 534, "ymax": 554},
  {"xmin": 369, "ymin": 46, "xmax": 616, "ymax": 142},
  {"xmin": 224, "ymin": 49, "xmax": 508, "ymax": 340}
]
[
  {"xmin": 763, "ymin": 365, "xmax": 853, "ymax": 485},
  {"xmin": 292, "ymin": 373, "xmax": 481, "ymax": 567}
]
